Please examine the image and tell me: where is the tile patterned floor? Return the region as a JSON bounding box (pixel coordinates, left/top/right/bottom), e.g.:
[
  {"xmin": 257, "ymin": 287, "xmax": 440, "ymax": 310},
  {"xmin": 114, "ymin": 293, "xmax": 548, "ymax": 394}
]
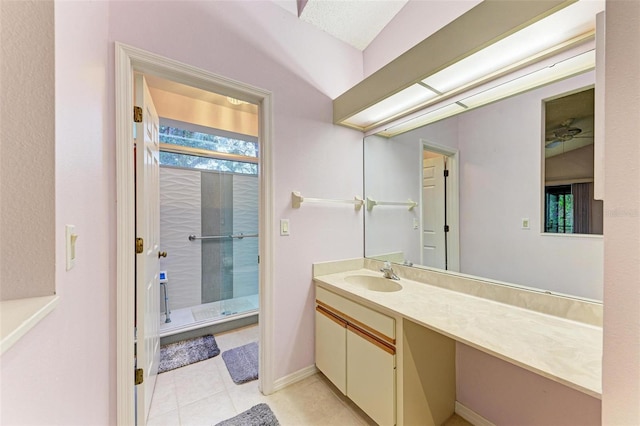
[{"xmin": 148, "ymin": 324, "xmax": 471, "ymax": 426}]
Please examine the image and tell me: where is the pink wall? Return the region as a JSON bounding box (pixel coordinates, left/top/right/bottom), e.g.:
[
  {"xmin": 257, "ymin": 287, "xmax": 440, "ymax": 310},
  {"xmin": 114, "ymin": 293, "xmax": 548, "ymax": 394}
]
[
  {"xmin": 1, "ymin": 1, "xmax": 363, "ymax": 423},
  {"xmin": 2, "ymin": 1, "xmax": 638, "ymax": 424},
  {"xmin": 363, "ymin": 0, "xmax": 481, "ymax": 77},
  {"xmin": 602, "ymin": 1, "xmax": 640, "ymax": 424},
  {"xmin": 107, "ymin": 0, "xmax": 365, "ymax": 381},
  {"xmin": 457, "ymin": 344, "xmax": 601, "ymax": 425},
  {"xmin": 0, "ymin": 2, "xmax": 113, "ymax": 424}
]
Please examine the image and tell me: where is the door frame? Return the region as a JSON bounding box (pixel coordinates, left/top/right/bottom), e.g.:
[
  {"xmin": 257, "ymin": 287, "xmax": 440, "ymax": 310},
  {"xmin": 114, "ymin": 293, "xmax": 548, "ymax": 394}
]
[
  {"xmin": 115, "ymin": 42, "xmax": 275, "ymax": 424},
  {"xmin": 419, "ymin": 139, "xmax": 460, "ymax": 272}
]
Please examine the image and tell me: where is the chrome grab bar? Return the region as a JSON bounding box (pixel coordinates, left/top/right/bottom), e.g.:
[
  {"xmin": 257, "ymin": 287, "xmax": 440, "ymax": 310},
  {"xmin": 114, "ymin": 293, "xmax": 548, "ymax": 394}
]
[{"xmin": 188, "ymin": 233, "xmax": 258, "ymax": 241}]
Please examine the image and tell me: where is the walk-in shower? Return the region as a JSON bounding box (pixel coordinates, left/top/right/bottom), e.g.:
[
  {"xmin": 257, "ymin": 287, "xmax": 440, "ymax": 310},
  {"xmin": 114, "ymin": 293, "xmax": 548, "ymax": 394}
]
[{"xmin": 157, "ymin": 121, "xmax": 259, "ymax": 337}]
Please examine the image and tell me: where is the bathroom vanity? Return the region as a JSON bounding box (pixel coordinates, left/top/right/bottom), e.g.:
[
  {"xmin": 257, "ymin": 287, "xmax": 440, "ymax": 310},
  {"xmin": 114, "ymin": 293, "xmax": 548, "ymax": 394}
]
[{"xmin": 313, "ymin": 258, "xmax": 602, "ymax": 426}]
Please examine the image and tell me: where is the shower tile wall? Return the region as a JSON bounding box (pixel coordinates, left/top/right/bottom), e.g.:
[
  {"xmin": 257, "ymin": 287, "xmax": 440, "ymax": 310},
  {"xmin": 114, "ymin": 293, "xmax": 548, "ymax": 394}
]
[
  {"xmin": 159, "ymin": 167, "xmax": 202, "ymax": 310},
  {"xmin": 233, "ymin": 175, "xmax": 259, "ymax": 297},
  {"xmin": 159, "ymin": 166, "xmax": 259, "ymax": 314},
  {"xmin": 201, "ymin": 172, "xmax": 233, "ymax": 303}
]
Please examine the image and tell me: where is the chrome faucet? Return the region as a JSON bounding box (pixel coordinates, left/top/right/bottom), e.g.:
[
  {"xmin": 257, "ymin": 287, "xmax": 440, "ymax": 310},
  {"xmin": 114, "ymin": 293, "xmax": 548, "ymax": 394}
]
[{"xmin": 380, "ymin": 261, "xmax": 400, "ymax": 280}]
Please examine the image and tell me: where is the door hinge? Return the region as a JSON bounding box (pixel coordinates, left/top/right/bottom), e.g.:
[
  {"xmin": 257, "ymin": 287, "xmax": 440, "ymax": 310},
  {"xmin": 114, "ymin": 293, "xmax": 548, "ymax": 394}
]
[
  {"xmin": 444, "ymin": 225, "xmax": 450, "ymax": 233},
  {"xmin": 257, "ymin": 255, "xmax": 260, "ymax": 264},
  {"xmin": 444, "ymin": 169, "xmax": 449, "ymax": 177},
  {"xmin": 133, "ymin": 106, "xmax": 143, "ymax": 123},
  {"xmin": 135, "ymin": 238, "xmax": 144, "ymax": 254},
  {"xmin": 134, "ymin": 368, "xmax": 144, "ymax": 385}
]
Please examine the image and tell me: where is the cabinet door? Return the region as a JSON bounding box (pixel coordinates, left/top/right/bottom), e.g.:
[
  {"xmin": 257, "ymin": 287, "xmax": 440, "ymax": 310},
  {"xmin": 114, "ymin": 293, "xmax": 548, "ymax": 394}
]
[
  {"xmin": 347, "ymin": 325, "xmax": 396, "ymax": 426},
  {"xmin": 315, "ymin": 306, "xmax": 347, "ymax": 394}
]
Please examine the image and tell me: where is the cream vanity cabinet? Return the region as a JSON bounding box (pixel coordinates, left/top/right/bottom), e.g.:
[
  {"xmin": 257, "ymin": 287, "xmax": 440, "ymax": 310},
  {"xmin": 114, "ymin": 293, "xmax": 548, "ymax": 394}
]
[{"xmin": 315, "ymin": 286, "xmax": 396, "ymax": 426}]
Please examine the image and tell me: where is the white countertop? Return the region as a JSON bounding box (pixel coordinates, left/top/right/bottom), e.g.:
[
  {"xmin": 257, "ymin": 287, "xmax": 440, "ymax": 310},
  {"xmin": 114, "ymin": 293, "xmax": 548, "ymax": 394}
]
[{"xmin": 313, "ymin": 268, "xmax": 602, "ymax": 399}]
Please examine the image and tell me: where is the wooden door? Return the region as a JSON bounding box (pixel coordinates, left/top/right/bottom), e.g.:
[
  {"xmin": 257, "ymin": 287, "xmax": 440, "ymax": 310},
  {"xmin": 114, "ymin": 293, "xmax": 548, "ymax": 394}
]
[
  {"xmin": 422, "ymin": 155, "xmax": 446, "ymax": 269},
  {"xmin": 135, "ymin": 74, "xmax": 161, "ymax": 425}
]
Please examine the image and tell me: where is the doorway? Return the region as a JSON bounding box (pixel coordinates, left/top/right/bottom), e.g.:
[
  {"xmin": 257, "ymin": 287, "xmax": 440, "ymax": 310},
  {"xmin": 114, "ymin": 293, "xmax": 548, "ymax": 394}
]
[
  {"xmin": 420, "ymin": 140, "xmax": 460, "ymax": 272},
  {"xmin": 115, "ymin": 43, "xmax": 275, "ymax": 425},
  {"xmin": 149, "ymin": 85, "xmax": 261, "ymax": 338}
]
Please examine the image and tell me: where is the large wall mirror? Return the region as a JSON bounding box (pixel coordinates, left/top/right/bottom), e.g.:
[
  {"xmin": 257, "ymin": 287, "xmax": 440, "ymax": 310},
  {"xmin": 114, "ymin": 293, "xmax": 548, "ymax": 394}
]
[{"xmin": 364, "ymin": 71, "xmax": 603, "ymax": 301}]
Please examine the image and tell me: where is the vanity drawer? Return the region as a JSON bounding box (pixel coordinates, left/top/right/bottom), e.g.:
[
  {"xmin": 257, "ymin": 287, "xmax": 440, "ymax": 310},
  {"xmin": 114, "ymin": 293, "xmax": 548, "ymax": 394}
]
[{"xmin": 316, "ymin": 286, "xmax": 395, "ymax": 344}]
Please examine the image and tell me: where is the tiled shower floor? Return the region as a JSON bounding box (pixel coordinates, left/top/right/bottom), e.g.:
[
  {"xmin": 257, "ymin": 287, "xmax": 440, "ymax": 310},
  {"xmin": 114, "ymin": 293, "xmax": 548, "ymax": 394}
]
[{"xmin": 159, "ymin": 294, "xmax": 258, "ymax": 337}]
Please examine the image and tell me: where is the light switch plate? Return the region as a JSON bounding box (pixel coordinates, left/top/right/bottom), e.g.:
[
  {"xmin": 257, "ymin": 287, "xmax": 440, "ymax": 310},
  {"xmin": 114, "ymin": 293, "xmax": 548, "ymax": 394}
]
[
  {"xmin": 66, "ymin": 225, "xmax": 77, "ymax": 271},
  {"xmin": 280, "ymin": 219, "xmax": 290, "ymax": 236},
  {"xmin": 521, "ymin": 218, "xmax": 530, "ymax": 229}
]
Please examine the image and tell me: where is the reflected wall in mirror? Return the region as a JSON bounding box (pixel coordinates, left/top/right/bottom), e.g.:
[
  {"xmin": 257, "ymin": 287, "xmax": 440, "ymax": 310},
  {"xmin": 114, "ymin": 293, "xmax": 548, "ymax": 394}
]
[
  {"xmin": 364, "ymin": 71, "xmax": 603, "ymax": 301},
  {"xmin": 543, "ymin": 88, "xmax": 603, "ymax": 234}
]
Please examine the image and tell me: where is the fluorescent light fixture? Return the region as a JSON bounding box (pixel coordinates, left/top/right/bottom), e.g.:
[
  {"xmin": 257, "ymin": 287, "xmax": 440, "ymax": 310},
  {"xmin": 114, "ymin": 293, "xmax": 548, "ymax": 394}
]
[
  {"xmin": 375, "ymin": 49, "xmax": 595, "ymax": 137},
  {"xmin": 461, "ymin": 50, "xmax": 595, "ymax": 108},
  {"xmin": 340, "ymin": 0, "xmax": 604, "ymax": 133},
  {"xmin": 422, "ymin": 0, "xmax": 604, "ymax": 94},
  {"xmin": 381, "ymin": 103, "xmax": 467, "ymax": 136},
  {"xmin": 344, "ymin": 84, "xmax": 439, "ymax": 128}
]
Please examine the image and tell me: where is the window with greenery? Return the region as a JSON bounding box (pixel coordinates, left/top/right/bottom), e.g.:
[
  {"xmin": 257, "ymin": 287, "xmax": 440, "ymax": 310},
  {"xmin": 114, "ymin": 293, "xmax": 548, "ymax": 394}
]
[
  {"xmin": 543, "ymin": 88, "xmax": 602, "ymax": 234},
  {"xmin": 545, "ymin": 185, "xmax": 573, "ymax": 233},
  {"xmin": 159, "ymin": 125, "xmax": 257, "ymax": 175}
]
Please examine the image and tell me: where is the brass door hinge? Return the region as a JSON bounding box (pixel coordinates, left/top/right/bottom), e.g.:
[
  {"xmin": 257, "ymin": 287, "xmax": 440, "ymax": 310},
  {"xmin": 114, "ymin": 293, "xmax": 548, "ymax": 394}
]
[
  {"xmin": 135, "ymin": 368, "xmax": 144, "ymax": 385},
  {"xmin": 133, "ymin": 106, "xmax": 143, "ymax": 123},
  {"xmin": 136, "ymin": 238, "xmax": 144, "ymax": 254}
]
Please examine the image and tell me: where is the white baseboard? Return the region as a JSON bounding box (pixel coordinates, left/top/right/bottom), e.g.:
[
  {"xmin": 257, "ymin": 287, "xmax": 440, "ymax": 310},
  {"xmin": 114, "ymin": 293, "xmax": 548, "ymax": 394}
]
[
  {"xmin": 455, "ymin": 401, "xmax": 495, "ymax": 426},
  {"xmin": 272, "ymin": 364, "xmax": 318, "ymax": 392}
]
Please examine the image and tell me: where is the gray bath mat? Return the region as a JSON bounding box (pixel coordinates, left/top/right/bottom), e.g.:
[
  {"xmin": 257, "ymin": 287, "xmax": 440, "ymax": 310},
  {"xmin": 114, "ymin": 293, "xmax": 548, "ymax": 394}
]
[
  {"xmin": 158, "ymin": 334, "xmax": 220, "ymax": 373},
  {"xmin": 215, "ymin": 403, "xmax": 279, "ymax": 426},
  {"xmin": 221, "ymin": 341, "xmax": 259, "ymax": 384}
]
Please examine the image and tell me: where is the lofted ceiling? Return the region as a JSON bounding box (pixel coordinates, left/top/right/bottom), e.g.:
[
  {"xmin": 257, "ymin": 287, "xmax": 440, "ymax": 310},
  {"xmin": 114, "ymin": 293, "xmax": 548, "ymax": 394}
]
[{"xmin": 273, "ymin": 0, "xmax": 409, "ymax": 50}]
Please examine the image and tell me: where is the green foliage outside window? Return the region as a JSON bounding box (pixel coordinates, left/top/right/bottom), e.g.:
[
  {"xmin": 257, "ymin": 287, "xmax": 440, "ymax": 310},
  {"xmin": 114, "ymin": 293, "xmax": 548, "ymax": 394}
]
[{"xmin": 159, "ymin": 126, "xmax": 257, "ymax": 175}]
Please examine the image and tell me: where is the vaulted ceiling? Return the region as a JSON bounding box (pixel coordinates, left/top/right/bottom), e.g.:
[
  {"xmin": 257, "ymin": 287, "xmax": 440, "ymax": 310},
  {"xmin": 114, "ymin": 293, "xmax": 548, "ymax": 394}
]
[{"xmin": 274, "ymin": 0, "xmax": 410, "ymax": 50}]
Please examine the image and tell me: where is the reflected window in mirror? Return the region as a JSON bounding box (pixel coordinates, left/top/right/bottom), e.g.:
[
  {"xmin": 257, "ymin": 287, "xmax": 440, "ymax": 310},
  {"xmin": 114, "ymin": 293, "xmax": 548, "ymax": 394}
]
[{"xmin": 543, "ymin": 88, "xmax": 603, "ymax": 235}]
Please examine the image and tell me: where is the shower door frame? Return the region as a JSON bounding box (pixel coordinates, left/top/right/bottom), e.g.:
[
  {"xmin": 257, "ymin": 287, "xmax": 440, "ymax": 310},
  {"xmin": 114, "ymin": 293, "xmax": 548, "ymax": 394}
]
[{"xmin": 115, "ymin": 42, "xmax": 275, "ymax": 425}]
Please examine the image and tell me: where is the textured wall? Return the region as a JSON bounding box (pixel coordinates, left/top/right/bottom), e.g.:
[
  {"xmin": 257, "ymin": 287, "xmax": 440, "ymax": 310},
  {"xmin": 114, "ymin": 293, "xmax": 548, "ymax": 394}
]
[
  {"xmin": 602, "ymin": 0, "xmax": 640, "ymax": 423},
  {"xmin": 0, "ymin": 0, "xmax": 55, "ymax": 299},
  {"xmin": 0, "ymin": 1, "xmax": 113, "ymax": 424},
  {"xmin": 232, "ymin": 174, "xmax": 259, "ymax": 297},
  {"xmin": 159, "ymin": 167, "xmax": 259, "ymax": 311},
  {"xmin": 159, "ymin": 167, "xmax": 202, "ymax": 310}
]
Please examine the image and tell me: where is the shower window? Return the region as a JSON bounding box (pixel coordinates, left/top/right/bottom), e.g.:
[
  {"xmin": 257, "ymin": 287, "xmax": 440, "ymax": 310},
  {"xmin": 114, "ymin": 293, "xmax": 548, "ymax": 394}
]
[
  {"xmin": 159, "ymin": 151, "xmax": 257, "ymax": 174},
  {"xmin": 159, "ymin": 124, "xmax": 258, "ymax": 174},
  {"xmin": 159, "ymin": 125, "xmax": 258, "ymax": 158}
]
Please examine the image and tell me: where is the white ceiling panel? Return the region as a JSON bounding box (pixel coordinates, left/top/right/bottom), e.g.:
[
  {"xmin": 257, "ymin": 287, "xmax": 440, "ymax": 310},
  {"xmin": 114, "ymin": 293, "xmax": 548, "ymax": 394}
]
[{"xmin": 300, "ymin": 0, "xmax": 409, "ymax": 50}]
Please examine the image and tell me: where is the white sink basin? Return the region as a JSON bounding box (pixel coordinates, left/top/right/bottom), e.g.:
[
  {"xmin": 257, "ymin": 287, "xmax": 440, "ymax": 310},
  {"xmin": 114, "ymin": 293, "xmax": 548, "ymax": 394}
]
[{"xmin": 344, "ymin": 275, "xmax": 402, "ymax": 292}]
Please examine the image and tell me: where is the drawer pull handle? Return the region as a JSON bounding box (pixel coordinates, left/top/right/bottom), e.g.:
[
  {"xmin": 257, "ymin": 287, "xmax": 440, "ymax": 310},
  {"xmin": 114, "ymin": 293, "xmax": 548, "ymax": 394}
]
[
  {"xmin": 316, "ymin": 305, "xmax": 347, "ymax": 327},
  {"xmin": 347, "ymin": 324, "xmax": 396, "ymax": 355},
  {"xmin": 316, "ymin": 300, "xmax": 395, "ymax": 346}
]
